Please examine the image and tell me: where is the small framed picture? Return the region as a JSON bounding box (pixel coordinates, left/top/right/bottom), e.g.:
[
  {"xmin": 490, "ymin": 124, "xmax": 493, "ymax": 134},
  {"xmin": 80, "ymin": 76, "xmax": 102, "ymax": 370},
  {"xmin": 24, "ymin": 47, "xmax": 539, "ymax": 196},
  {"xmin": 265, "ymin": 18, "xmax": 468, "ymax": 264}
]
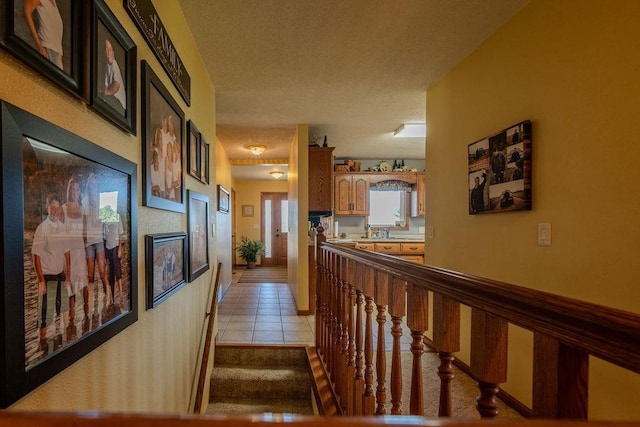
[
  {"xmin": 89, "ymin": 0, "xmax": 137, "ymax": 134},
  {"xmin": 217, "ymin": 185, "xmax": 229, "ymax": 213},
  {"xmin": 0, "ymin": 0, "xmax": 83, "ymax": 97},
  {"xmin": 187, "ymin": 190, "xmax": 210, "ymax": 282},
  {"xmin": 187, "ymin": 120, "xmax": 200, "ymax": 180},
  {"xmin": 242, "ymin": 205, "xmax": 254, "ymax": 217},
  {"xmin": 145, "ymin": 232, "xmax": 187, "ymax": 309},
  {"xmin": 200, "ymin": 135, "xmax": 210, "ymax": 185}
]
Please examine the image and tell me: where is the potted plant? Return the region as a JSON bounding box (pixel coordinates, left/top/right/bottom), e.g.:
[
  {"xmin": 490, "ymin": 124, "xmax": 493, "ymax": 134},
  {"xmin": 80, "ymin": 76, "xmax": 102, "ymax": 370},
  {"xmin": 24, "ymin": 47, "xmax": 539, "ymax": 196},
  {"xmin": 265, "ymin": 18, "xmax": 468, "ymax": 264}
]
[{"xmin": 236, "ymin": 236, "xmax": 265, "ymax": 269}]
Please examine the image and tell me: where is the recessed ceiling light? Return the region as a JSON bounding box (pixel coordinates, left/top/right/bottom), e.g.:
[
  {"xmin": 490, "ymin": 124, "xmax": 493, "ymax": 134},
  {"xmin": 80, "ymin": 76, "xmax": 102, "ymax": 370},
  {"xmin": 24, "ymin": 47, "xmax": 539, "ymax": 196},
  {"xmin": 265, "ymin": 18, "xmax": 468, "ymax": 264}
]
[{"xmin": 393, "ymin": 123, "xmax": 426, "ymax": 138}]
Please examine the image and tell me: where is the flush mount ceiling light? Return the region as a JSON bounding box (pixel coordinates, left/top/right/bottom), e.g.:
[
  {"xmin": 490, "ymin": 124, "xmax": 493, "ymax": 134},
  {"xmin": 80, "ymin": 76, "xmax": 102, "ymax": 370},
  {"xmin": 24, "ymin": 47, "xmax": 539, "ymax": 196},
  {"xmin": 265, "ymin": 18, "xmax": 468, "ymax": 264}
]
[
  {"xmin": 270, "ymin": 171, "xmax": 284, "ymax": 179},
  {"xmin": 247, "ymin": 144, "xmax": 266, "ymax": 156},
  {"xmin": 393, "ymin": 123, "xmax": 426, "ymax": 138}
]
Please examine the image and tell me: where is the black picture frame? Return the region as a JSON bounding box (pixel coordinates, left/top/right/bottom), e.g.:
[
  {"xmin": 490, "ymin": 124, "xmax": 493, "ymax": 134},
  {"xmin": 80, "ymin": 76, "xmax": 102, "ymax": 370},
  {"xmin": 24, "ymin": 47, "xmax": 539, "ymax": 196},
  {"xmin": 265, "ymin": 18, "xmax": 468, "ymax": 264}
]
[
  {"xmin": 145, "ymin": 232, "xmax": 187, "ymax": 309},
  {"xmin": 187, "ymin": 119, "xmax": 200, "ymax": 180},
  {"xmin": 141, "ymin": 60, "xmax": 185, "ymax": 213},
  {"xmin": 89, "ymin": 0, "xmax": 136, "ymax": 134},
  {"xmin": 468, "ymin": 120, "xmax": 532, "ymax": 214},
  {"xmin": 217, "ymin": 185, "xmax": 230, "ymax": 213},
  {"xmin": 200, "ymin": 135, "xmax": 210, "ymax": 185},
  {"xmin": 0, "ymin": 0, "xmax": 83, "ymax": 98},
  {"xmin": 187, "ymin": 190, "xmax": 210, "ymax": 282},
  {"xmin": 0, "ymin": 100, "xmax": 138, "ymax": 408}
]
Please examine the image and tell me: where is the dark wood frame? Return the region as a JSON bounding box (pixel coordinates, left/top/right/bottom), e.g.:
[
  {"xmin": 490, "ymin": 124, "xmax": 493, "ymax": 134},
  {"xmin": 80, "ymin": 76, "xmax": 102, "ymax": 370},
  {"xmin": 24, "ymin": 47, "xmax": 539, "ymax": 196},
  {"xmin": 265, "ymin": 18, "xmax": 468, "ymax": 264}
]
[
  {"xmin": 468, "ymin": 120, "xmax": 532, "ymax": 214},
  {"xmin": 88, "ymin": 0, "xmax": 136, "ymax": 134},
  {"xmin": 0, "ymin": 100, "xmax": 138, "ymax": 408},
  {"xmin": 217, "ymin": 185, "xmax": 229, "ymax": 213},
  {"xmin": 145, "ymin": 232, "xmax": 187, "ymax": 309},
  {"xmin": 187, "ymin": 120, "xmax": 200, "ymax": 180},
  {"xmin": 0, "ymin": 0, "xmax": 83, "ymax": 98},
  {"xmin": 200, "ymin": 135, "xmax": 210, "ymax": 184},
  {"xmin": 187, "ymin": 190, "xmax": 210, "ymax": 282},
  {"xmin": 141, "ymin": 60, "xmax": 185, "ymax": 213}
]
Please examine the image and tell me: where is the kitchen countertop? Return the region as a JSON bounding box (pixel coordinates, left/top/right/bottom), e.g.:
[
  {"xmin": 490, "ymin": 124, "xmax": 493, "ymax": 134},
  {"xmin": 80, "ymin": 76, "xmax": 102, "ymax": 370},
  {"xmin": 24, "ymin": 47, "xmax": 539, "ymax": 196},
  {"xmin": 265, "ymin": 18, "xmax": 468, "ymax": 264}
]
[{"xmin": 326, "ymin": 237, "xmax": 424, "ymax": 243}]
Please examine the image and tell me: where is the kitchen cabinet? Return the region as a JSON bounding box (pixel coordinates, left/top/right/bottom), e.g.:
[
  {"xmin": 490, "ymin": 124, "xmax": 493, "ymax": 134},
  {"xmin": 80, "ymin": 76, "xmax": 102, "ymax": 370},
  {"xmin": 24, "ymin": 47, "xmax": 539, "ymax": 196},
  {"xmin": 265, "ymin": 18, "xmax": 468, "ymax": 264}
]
[
  {"xmin": 308, "ymin": 147, "xmax": 335, "ymax": 212},
  {"xmin": 416, "ymin": 173, "xmax": 426, "ymax": 216},
  {"xmin": 334, "ymin": 173, "xmax": 369, "ymax": 215},
  {"xmin": 354, "ymin": 241, "xmax": 425, "ymax": 263}
]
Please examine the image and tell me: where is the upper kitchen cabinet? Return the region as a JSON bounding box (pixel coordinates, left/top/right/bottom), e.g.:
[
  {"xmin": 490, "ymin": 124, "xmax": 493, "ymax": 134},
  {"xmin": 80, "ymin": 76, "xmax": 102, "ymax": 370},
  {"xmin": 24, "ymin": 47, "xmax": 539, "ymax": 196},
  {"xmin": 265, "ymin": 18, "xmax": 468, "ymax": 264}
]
[
  {"xmin": 334, "ymin": 173, "xmax": 370, "ymax": 215},
  {"xmin": 309, "ymin": 147, "xmax": 335, "ymax": 212}
]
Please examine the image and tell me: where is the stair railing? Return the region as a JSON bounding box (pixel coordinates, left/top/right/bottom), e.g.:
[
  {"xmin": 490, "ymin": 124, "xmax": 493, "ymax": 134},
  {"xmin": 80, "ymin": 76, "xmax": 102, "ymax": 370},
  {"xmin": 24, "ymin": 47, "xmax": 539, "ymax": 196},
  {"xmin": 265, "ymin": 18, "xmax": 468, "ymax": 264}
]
[{"xmin": 313, "ymin": 227, "xmax": 640, "ymax": 419}]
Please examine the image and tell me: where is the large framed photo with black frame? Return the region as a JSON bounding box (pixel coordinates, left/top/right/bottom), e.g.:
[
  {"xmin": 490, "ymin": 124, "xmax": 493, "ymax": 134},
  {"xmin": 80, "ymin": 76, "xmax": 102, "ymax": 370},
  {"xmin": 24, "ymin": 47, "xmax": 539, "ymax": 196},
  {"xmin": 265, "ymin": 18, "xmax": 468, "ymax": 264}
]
[
  {"xmin": 142, "ymin": 60, "xmax": 185, "ymax": 213},
  {"xmin": 187, "ymin": 190, "xmax": 209, "ymax": 282},
  {"xmin": 89, "ymin": 0, "xmax": 136, "ymax": 134},
  {"xmin": 0, "ymin": 0, "xmax": 83, "ymax": 98},
  {"xmin": 0, "ymin": 100, "xmax": 138, "ymax": 408},
  {"xmin": 145, "ymin": 232, "xmax": 187, "ymax": 309}
]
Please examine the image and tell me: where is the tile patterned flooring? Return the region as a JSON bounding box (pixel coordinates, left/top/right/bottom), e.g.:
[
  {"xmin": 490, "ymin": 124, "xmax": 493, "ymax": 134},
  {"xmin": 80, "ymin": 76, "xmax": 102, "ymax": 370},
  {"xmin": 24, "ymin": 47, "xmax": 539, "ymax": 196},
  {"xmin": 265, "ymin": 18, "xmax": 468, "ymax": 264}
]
[{"xmin": 217, "ymin": 269, "xmax": 412, "ymax": 349}]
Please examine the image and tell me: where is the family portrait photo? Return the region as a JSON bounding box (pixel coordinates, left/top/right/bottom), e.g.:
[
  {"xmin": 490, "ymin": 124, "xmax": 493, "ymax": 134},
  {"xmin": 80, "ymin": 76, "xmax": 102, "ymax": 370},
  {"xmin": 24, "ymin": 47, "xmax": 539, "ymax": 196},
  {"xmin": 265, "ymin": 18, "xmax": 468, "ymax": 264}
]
[{"xmin": 146, "ymin": 233, "xmax": 186, "ymax": 309}]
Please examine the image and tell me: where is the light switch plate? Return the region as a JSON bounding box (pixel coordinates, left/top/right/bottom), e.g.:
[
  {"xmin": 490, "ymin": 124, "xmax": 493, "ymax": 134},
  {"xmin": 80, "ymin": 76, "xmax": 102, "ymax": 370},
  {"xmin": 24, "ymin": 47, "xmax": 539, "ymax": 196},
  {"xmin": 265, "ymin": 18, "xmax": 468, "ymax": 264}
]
[{"xmin": 538, "ymin": 223, "xmax": 551, "ymax": 245}]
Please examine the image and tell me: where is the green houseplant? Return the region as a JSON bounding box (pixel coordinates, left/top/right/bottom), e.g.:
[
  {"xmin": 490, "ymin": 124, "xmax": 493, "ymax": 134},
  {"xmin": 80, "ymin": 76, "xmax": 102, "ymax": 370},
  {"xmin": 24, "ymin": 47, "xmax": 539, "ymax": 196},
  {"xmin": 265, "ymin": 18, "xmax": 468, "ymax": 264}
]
[{"xmin": 236, "ymin": 236, "xmax": 265, "ymax": 269}]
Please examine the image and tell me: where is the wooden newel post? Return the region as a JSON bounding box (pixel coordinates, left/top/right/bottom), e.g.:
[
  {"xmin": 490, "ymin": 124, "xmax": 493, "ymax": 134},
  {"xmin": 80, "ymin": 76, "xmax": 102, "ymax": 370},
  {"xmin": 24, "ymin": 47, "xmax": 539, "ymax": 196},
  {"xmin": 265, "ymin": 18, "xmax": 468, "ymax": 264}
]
[{"xmin": 470, "ymin": 309, "xmax": 508, "ymax": 419}]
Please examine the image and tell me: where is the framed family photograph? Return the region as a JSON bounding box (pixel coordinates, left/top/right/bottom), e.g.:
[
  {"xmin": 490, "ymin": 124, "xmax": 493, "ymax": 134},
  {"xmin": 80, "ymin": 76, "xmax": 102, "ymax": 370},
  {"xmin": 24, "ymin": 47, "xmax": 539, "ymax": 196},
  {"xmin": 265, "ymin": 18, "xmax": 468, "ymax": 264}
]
[
  {"xmin": 187, "ymin": 190, "xmax": 210, "ymax": 282},
  {"xmin": 217, "ymin": 185, "xmax": 229, "ymax": 213},
  {"xmin": 141, "ymin": 60, "xmax": 185, "ymax": 213},
  {"xmin": 187, "ymin": 120, "xmax": 200, "ymax": 180},
  {"xmin": 468, "ymin": 120, "xmax": 532, "ymax": 214},
  {"xmin": 145, "ymin": 232, "xmax": 187, "ymax": 309},
  {"xmin": 89, "ymin": 0, "xmax": 136, "ymax": 134},
  {"xmin": 0, "ymin": 0, "xmax": 83, "ymax": 98},
  {"xmin": 0, "ymin": 100, "xmax": 138, "ymax": 408}
]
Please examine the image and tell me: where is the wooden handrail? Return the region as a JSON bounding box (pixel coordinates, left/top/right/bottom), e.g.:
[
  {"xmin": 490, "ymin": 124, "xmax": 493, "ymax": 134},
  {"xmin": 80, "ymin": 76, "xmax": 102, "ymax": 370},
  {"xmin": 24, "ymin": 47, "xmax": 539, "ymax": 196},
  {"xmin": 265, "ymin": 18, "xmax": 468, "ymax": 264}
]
[
  {"xmin": 314, "ymin": 240, "xmax": 640, "ymax": 419},
  {"xmin": 192, "ymin": 263, "xmax": 223, "ymax": 413}
]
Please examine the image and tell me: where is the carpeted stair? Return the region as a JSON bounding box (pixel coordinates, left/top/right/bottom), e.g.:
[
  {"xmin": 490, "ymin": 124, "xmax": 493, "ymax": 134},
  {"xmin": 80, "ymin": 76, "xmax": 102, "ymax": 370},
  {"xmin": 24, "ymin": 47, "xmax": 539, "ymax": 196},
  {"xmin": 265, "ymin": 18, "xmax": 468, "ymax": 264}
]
[{"xmin": 206, "ymin": 345, "xmax": 315, "ymax": 415}]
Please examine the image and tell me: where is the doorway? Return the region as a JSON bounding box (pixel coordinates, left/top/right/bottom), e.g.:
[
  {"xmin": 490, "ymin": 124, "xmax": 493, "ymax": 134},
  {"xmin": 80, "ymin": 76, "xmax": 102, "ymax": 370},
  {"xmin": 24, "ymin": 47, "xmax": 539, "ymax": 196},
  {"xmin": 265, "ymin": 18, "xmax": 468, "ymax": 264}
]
[{"xmin": 261, "ymin": 192, "xmax": 288, "ymax": 266}]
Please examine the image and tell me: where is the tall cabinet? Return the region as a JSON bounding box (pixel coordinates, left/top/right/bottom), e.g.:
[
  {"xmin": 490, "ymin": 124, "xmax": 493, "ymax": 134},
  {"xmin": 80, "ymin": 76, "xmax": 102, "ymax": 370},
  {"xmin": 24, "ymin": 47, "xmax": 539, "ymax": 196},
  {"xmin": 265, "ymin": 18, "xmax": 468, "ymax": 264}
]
[{"xmin": 308, "ymin": 147, "xmax": 335, "ymax": 212}]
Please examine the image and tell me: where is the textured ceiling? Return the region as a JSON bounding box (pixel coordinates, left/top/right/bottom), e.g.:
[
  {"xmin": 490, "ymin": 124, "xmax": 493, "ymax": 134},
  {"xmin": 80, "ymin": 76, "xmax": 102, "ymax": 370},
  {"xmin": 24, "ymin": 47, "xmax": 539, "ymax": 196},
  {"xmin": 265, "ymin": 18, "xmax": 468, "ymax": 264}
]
[{"xmin": 178, "ymin": 0, "xmax": 528, "ymax": 179}]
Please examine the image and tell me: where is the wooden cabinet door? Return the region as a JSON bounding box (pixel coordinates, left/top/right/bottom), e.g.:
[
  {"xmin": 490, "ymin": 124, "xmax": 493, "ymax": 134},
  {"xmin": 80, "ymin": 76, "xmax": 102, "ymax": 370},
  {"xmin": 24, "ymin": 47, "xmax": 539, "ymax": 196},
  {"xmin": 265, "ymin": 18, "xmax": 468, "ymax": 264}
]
[
  {"xmin": 334, "ymin": 174, "xmax": 353, "ymax": 215},
  {"xmin": 351, "ymin": 175, "xmax": 370, "ymax": 215},
  {"xmin": 416, "ymin": 173, "xmax": 426, "ymax": 216},
  {"xmin": 334, "ymin": 173, "xmax": 370, "ymax": 215},
  {"xmin": 308, "ymin": 147, "xmax": 334, "ymax": 211}
]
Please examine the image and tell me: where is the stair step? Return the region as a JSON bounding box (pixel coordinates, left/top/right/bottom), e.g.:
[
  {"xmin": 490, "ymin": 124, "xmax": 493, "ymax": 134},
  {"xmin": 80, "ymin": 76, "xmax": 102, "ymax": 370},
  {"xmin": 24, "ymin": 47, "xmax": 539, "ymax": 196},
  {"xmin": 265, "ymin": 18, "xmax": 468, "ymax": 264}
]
[
  {"xmin": 210, "ymin": 365, "xmax": 310, "ymax": 399},
  {"xmin": 214, "ymin": 346, "xmax": 307, "ymax": 366},
  {"xmin": 206, "ymin": 397, "xmax": 314, "ymax": 415}
]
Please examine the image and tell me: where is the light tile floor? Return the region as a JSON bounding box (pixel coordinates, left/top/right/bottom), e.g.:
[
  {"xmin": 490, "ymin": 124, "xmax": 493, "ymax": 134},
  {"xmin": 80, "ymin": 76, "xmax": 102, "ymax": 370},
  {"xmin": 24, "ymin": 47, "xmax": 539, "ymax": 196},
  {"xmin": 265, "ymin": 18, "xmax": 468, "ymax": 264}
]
[{"xmin": 217, "ymin": 270, "xmax": 413, "ymax": 349}]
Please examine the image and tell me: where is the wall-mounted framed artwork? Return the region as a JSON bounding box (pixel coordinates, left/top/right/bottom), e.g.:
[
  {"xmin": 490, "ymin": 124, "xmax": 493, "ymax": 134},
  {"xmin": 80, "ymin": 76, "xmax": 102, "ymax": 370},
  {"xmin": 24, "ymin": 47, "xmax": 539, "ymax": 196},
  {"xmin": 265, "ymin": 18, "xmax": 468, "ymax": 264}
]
[
  {"xmin": 0, "ymin": 0, "xmax": 83, "ymax": 98},
  {"xmin": 187, "ymin": 120, "xmax": 200, "ymax": 180},
  {"xmin": 89, "ymin": 0, "xmax": 136, "ymax": 134},
  {"xmin": 187, "ymin": 190, "xmax": 210, "ymax": 282},
  {"xmin": 141, "ymin": 61, "xmax": 185, "ymax": 213},
  {"xmin": 468, "ymin": 120, "xmax": 532, "ymax": 214},
  {"xmin": 217, "ymin": 185, "xmax": 230, "ymax": 213},
  {"xmin": 242, "ymin": 205, "xmax": 254, "ymax": 217},
  {"xmin": 200, "ymin": 135, "xmax": 210, "ymax": 184},
  {"xmin": 145, "ymin": 232, "xmax": 187, "ymax": 309},
  {"xmin": 0, "ymin": 100, "xmax": 138, "ymax": 408}
]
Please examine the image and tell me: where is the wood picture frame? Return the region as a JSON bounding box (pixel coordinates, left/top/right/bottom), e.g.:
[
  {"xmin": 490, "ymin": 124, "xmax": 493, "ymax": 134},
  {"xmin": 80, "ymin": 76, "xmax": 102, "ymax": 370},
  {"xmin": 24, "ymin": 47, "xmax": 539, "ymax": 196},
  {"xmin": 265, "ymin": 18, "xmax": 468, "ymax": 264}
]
[
  {"xmin": 242, "ymin": 205, "xmax": 254, "ymax": 217},
  {"xmin": 145, "ymin": 232, "xmax": 187, "ymax": 309},
  {"xmin": 141, "ymin": 61, "xmax": 185, "ymax": 213},
  {"xmin": 217, "ymin": 185, "xmax": 229, "ymax": 213},
  {"xmin": 88, "ymin": 0, "xmax": 136, "ymax": 134},
  {"xmin": 0, "ymin": 0, "xmax": 83, "ymax": 98},
  {"xmin": 187, "ymin": 190, "xmax": 210, "ymax": 282},
  {"xmin": 0, "ymin": 100, "xmax": 138, "ymax": 408},
  {"xmin": 468, "ymin": 120, "xmax": 532, "ymax": 214},
  {"xmin": 200, "ymin": 135, "xmax": 210, "ymax": 184}
]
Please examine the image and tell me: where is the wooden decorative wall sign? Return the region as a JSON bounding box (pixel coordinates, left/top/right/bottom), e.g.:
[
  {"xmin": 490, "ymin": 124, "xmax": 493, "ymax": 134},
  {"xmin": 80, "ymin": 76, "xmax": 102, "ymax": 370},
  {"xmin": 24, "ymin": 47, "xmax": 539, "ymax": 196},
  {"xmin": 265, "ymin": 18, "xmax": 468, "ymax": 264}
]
[{"xmin": 124, "ymin": 0, "xmax": 191, "ymax": 105}]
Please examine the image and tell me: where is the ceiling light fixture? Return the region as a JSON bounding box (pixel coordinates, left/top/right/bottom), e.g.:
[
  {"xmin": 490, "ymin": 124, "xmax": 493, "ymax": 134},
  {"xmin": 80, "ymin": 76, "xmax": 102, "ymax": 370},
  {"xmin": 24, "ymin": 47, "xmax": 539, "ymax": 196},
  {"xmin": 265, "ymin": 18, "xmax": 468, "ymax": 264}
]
[
  {"xmin": 247, "ymin": 144, "xmax": 266, "ymax": 156},
  {"xmin": 270, "ymin": 171, "xmax": 284, "ymax": 179},
  {"xmin": 393, "ymin": 123, "xmax": 426, "ymax": 138}
]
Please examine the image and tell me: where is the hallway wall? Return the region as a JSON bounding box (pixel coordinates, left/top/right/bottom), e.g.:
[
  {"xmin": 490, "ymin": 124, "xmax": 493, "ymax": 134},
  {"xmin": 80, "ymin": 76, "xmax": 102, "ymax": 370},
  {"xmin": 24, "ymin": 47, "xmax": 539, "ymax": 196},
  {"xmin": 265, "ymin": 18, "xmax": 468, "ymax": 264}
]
[
  {"xmin": 2, "ymin": 0, "xmax": 217, "ymax": 413},
  {"xmin": 425, "ymin": 0, "xmax": 640, "ymax": 419}
]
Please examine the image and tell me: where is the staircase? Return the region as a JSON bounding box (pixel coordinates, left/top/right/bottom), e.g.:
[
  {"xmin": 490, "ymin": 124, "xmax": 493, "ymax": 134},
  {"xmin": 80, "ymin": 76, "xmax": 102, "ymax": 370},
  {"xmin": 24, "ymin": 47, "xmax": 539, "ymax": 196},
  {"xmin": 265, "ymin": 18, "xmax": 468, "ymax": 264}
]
[{"xmin": 207, "ymin": 345, "xmax": 315, "ymax": 415}]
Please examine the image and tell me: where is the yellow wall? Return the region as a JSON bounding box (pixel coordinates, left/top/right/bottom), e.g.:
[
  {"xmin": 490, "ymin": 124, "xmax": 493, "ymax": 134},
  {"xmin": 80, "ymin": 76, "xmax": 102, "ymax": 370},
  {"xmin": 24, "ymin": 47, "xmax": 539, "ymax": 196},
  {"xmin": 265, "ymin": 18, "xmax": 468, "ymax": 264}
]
[
  {"xmin": 289, "ymin": 125, "xmax": 309, "ymax": 312},
  {"xmin": 425, "ymin": 0, "xmax": 640, "ymax": 419},
  {"xmin": 3, "ymin": 0, "xmax": 217, "ymax": 413},
  {"xmin": 215, "ymin": 139, "xmax": 233, "ymax": 289}
]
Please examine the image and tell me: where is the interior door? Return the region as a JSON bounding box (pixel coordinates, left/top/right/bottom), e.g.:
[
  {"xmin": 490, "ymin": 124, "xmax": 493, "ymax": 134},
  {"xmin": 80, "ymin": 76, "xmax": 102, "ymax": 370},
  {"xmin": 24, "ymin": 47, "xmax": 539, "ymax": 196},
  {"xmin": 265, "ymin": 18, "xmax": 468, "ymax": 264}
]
[{"xmin": 261, "ymin": 192, "xmax": 288, "ymax": 266}]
